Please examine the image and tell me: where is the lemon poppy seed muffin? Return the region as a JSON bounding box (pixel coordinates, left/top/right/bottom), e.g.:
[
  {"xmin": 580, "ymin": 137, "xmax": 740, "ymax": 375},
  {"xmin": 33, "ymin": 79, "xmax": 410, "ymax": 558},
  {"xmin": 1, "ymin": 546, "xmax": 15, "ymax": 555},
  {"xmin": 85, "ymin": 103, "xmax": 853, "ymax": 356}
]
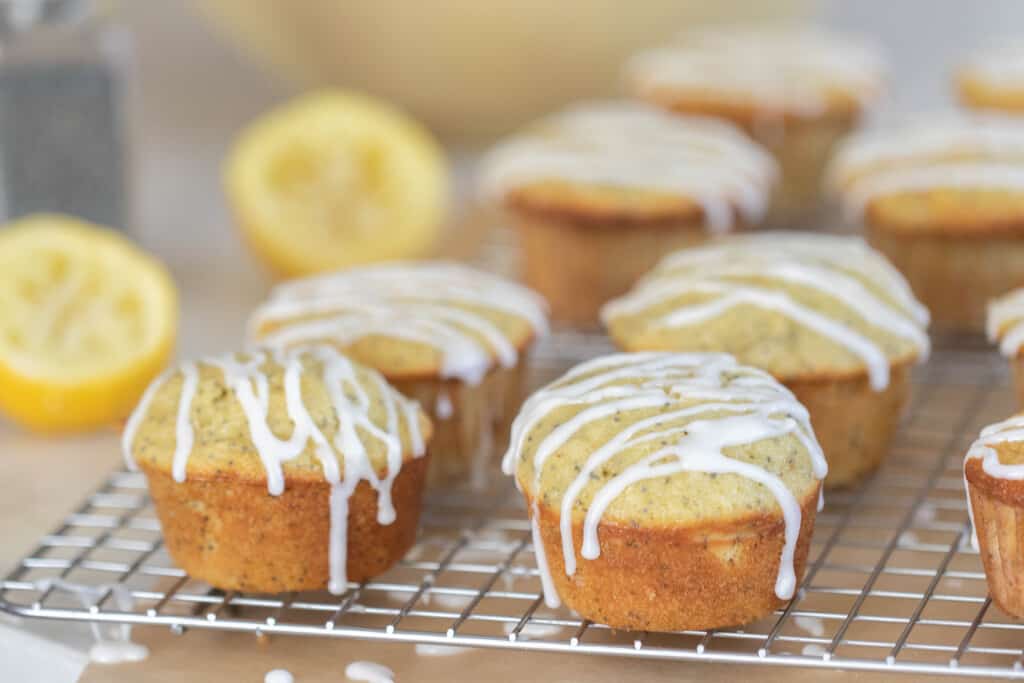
[
  {"xmin": 504, "ymin": 352, "xmax": 825, "ymax": 631},
  {"xmin": 479, "ymin": 101, "xmax": 777, "ymax": 326},
  {"xmin": 964, "ymin": 415, "xmax": 1024, "ymax": 617},
  {"xmin": 603, "ymin": 232, "xmax": 930, "ymax": 488},
  {"xmin": 987, "ymin": 289, "xmax": 1024, "ymax": 406},
  {"xmin": 830, "ymin": 113, "xmax": 1024, "ymax": 332},
  {"xmin": 627, "ymin": 26, "xmax": 884, "ymax": 223},
  {"xmin": 957, "ymin": 43, "xmax": 1024, "ymax": 115},
  {"xmin": 248, "ymin": 261, "xmax": 548, "ymax": 487},
  {"xmin": 124, "ymin": 346, "xmax": 432, "ymax": 594}
]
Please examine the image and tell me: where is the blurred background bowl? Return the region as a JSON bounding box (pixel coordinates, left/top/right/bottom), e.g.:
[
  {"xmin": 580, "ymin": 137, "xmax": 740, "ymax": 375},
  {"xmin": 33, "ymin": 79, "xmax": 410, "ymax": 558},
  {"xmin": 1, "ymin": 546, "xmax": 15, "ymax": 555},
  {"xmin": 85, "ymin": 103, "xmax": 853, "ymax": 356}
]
[{"xmin": 194, "ymin": 0, "xmax": 813, "ymax": 143}]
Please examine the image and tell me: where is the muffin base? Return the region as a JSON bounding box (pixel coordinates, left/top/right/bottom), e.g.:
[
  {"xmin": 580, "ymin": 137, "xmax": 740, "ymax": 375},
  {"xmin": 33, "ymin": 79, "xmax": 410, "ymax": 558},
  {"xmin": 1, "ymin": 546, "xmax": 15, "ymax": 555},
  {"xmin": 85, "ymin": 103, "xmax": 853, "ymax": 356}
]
[
  {"xmin": 526, "ymin": 487, "xmax": 819, "ymax": 632},
  {"xmin": 1012, "ymin": 354, "xmax": 1024, "ymax": 409},
  {"xmin": 141, "ymin": 455, "xmax": 429, "ymax": 593},
  {"xmin": 753, "ymin": 115, "xmax": 857, "ymax": 227},
  {"xmin": 966, "ymin": 458, "xmax": 1024, "ymax": 618},
  {"xmin": 786, "ymin": 361, "xmax": 912, "ymax": 489},
  {"xmin": 867, "ymin": 226, "xmax": 1024, "ymax": 333},
  {"xmin": 510, "ymin": 211, "xmax": 711, "ymax": 327},
  {"xmin": 392, "ymin": 362, "xmax": 528, "ymax": 488}
]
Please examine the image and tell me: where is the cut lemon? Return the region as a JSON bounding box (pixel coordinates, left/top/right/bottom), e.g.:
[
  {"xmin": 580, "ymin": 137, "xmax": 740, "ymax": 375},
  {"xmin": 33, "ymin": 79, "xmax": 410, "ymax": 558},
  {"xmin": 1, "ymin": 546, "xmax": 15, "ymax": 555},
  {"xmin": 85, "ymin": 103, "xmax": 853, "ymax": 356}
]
[
  {"xmin": 225, "ymin": 89, "xmax": 448, "ymax": 277},
  {"xmin": 0, "ymin": 214, "xmax": 178, "ymax": 432}
]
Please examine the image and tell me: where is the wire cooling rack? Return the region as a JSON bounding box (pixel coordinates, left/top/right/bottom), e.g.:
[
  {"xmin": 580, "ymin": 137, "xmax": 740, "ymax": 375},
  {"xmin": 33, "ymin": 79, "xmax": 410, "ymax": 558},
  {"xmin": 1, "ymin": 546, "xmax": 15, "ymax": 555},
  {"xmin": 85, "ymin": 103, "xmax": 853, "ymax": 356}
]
[{"xmin": 0, "ymin": 328, "xmax": 1021, "ymax": 679}]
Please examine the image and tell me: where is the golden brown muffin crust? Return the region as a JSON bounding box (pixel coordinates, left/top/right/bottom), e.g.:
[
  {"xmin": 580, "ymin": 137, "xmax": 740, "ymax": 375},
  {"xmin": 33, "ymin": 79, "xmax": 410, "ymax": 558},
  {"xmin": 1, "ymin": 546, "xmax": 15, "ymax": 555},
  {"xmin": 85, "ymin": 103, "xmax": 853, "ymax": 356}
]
[
  {"xmin": 966, "ymin": 441, "xmax": 1024, "ymax": 508},
  {"xmin": 529, "ymin": 486, "xmax": 819, "ymax": 631},
  {"xmin": 603, "ymin": 233, "xmax": 927, "ymax": 384}
]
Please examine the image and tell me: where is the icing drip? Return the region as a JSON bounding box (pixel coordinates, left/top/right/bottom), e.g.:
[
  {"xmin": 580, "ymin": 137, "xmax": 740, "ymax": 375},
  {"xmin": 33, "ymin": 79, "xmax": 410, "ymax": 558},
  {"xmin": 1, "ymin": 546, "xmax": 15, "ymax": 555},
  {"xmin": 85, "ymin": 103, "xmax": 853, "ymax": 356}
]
[
  {"xmin": 627, "ymin": 27, "xmax": 884, "ymax": 115},
  {"xmin": 35, "ymin": 579, "xmax": 149, "ymax": 664},
  {"xmin": 249, "ymin": 262, "xmax": 548, "ymax": 386},
  {"xmin": 987, "ymin": 288, "xmax": 1024, "ymax": 356},
  {"xmin": 601, "ymin": 233, "xmax": 929, "ymax": 392},
  {"xmin": 794, "ymin": 614, "xmax": 825, "ymax": 638},
  {"xmin": 479, "ymin": 101, "xmax": 778, "ymax": 232},
  {"xmin": 345, "ymin": 661, "xmax": 394, "ymax": 683},
  {"xmin": 504, "ymin": 353, "xmax": 826, "ymax": 602},
  {"xmin": 964, "ymin": 415, "xmax": 1024, "ymax": 549},
  {"xmin": 123, "ymin": 347, "xmax": 425, "ymax": 595}
]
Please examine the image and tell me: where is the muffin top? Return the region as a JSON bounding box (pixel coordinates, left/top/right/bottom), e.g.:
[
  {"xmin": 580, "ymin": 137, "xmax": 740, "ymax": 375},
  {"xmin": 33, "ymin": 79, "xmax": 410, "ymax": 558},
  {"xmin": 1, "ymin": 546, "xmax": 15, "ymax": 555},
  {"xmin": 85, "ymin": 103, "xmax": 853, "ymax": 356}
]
[
  {"xmin": 124, "ymin": 346, "xmax": 430, "ymax": 490},
  {"xmin": 987, "ymin": 288, "xmax": 1024, "ymax": 356},
  {"xmin": 248, "ymin": 261, "xmax": 548, "ymax": 385},
  {"xmin": 957, "ymin": 43, "xmax": 1024, "ymax": 113},
  {"xmin": 503, "ymin": 352, "xmax": 826, "ymax": 600},
  {"xmin": 602, "ymin": 232, "xmax": 929, "ymax": 388},
  {"xmin": 626, "ymin": 26, "xmax": 884, "ymax": 124},
  {"xmin": 965, "ymin": 414, "xmax": 1024, "ymax": 507},
  {"xmin": 478, "ymin": 101, "xmax": 777, "ymax": 231},
  {"xmin": 828, "ymin": 113, "xmax": 1024, "ymax": 235}
]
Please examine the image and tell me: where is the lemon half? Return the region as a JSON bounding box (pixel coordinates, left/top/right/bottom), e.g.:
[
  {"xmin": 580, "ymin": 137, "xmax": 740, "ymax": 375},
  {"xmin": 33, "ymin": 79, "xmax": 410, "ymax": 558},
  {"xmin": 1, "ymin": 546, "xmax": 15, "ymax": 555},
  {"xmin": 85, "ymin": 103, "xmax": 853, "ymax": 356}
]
[
  {"xmin": 226, "ymin": 90, "xmax": 448, "ymax": 277},
  {"xmin": 0, "ymin": 214, "xmax": 178, "ymax": 432}
]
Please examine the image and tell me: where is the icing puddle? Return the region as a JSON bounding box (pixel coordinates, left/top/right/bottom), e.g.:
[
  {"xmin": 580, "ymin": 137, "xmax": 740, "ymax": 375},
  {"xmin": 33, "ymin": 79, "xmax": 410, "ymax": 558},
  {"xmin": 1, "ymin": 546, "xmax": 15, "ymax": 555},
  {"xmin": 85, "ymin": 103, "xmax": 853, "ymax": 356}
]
[
  {"xmin": 35, "ymin": 578, "xmax": 149, "ymax": 664},
  {"xmin": 346, "ymin": 660, "xmax": 395, "ymax": 682}
]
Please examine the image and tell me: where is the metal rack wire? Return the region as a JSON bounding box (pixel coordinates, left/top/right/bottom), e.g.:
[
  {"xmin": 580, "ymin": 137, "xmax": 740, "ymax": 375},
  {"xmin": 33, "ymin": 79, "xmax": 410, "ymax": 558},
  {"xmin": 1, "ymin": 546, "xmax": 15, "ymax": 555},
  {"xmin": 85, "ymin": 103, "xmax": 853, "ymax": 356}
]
[{"xmin": 0, "ymin": 329, "xmax": 1021, "ymax": 678}]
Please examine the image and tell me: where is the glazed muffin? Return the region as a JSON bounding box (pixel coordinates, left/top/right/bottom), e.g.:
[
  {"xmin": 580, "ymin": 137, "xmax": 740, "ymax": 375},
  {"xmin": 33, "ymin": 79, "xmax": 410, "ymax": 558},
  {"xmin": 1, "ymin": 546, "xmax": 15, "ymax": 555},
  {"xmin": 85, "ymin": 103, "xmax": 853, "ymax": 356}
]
[
  {"xmin": 248, "ymin": 261, "xmax": 548, "ymax": 487},
  {"xmin": 503, "ymin": 352, "xmax": 826, "ymax": 631},
  {"xmin": 987, "ymin": 288, "xmax": 1024, "ymax": 406},
  {"xmin": 602, "ymin": 232, "xmax": 930, "ymax": 488},
  {"xmin": 956, "ymin": 43, "xmax": 1024, "ymax": 115},
  {"xmin": 627, "ymin": 26, "xmax": 884, "ymax": 223},
  {"xmin": 829, "ymin": 113, "xmax": 1024, "ymax": 333},
  {"xmin": 479, "ymin": 101, "xmax": 777, "ymax": 326},
  {"xmin": 123, "ymin": 346, "xmax": 432, "ymax": 594},
  {"xmin": 964, "ymin": 414, "xmax": 1024, "ymax": 617}
]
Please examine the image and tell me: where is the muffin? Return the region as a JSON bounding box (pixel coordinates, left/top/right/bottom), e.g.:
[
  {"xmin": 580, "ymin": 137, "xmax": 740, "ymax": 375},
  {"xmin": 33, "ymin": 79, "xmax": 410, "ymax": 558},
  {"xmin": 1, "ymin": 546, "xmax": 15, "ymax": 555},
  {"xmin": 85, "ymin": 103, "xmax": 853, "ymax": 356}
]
[
  {"xmin": 479, "ymin": 101, "xmax": 777, "ymax": 326},
  {"xmin": 602, "ymin": 232, "xmax": 930, "ymax": 488},
  {"xmin": 123, "ymin": 346, "xmax": 432, "ymax": 594},
  {"xmin": 957, "ymin": 43, "xmax": 1024, "ymax": 115},
  {"xmin": 964, "ymin": 414, "xmax": 1024, "ymax": 617},
  {"xmin": 987, "ymin": 288, "xmax": 1024, "ymax": 406},
  {"xmin": 502, "ymin": 352, "xmax": 826, "ymax": 631},
  {"xmin": 248, "ymin": 261, "xmax": 548, "ymax": 487},
  {"xmin": 627, "ymin": 26, "xmax": 884, "ymax": 223},
  {"xmin": 829, "ymin": 113, "xmax": 1024, "ymax": 333}
]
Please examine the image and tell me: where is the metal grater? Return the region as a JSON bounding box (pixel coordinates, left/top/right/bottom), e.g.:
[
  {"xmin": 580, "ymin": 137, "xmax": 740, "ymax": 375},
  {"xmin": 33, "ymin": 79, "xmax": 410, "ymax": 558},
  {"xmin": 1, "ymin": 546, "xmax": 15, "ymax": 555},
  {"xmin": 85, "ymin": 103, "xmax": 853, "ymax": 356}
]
[{"xmin": 0, "ymin": 0, "xmax": 125, "ymax": 228}]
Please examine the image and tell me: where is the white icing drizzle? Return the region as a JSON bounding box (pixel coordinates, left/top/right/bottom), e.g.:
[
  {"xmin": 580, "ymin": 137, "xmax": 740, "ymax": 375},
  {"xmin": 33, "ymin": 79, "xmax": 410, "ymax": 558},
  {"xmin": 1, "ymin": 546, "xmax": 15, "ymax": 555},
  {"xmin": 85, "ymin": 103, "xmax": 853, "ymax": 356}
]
[
  {"xmin": 627, "ymin": 26, "xmax": 884, "ymax": 115},
  {"xmin": 265, "ymin": 670, "xmax": 295, "ymax": 683},
  {"xmin": 987, "ymin": 287, "xmax": 1024, "ymax": 356},
  {"xmin": 601, "ymin": 232, "xmax": 929, "ymax": 392},
  {"xmin": 34, "ymin": 579, "xmax": 149, "ymax": 664},
  {"xmin": 829, "ymin": 113, "xmax": 1024, "ymax": 213},
  {"xmin": 964, "ymin": 414, "xmax": 1024, "ymax": 549},
  {"xmin": 479, "ymin": 101, "xmax": 778, "ymax": 232},
  {"xmin": 504, "ymin": 353, "xmax": 826, "ymax": 604},
  {"xmin": 961, "ymin": 43, "xmax": 1024, "ymax": 87},
  {"xmin": 435, "ymin": 391, "xmax": 453, "ymax": 420},
  {"xmin": 248, "ymin": 262, "xmax": 548, "ymax": 387},
  {"xmin": 123, "ymin": 347, "xmax": 426, "ymax": 595},
  {"xmin": 345, "ymin": 660, "xmax": 394, "ymax": 683}
]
